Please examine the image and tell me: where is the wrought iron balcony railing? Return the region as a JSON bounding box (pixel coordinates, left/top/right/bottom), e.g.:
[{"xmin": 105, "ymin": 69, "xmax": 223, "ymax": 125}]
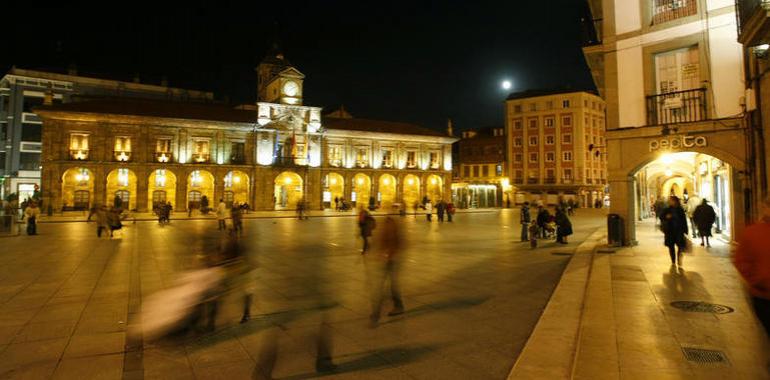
[
  {"xmin": 646, "ymin": 88, "xmax": 707, "ymax": 126},
  {"xmin": 652, "ymin": 0, "xmax": 697, "ymax": 25}
]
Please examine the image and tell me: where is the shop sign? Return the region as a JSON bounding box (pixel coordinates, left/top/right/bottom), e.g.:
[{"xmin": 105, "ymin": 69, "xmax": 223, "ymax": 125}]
[{"xmin": 649, "ymin": 135, "xmax": 707, "ymax": 152}]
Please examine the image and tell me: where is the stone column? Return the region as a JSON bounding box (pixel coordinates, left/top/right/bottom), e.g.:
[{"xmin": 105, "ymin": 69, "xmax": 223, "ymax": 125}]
[
  {"xmin": 306, "ymin": 168, "xmax": 322, "ymax": 210},
  {"xmin": 608, "ymin": 174, "xmax": 636, "ymax": 245},
  {"xmin": 93, "ymin": 165, "xmax": 106, "ymax": 207},
  {"xmin": 135, "ymin": 166, "xmax": 149, "ymax": 212},
  {"xmin": 214, "ymin": 167, "xmax": 226, "ymax": 204},
  {"xmin": 176, "ymin": 167, "xmax": 188, "ymax": 211}
]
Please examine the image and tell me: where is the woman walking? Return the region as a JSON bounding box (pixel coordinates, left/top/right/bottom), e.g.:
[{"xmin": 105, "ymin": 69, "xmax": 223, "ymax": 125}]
[{"xmin": 660, "ymin": 196, "xmax": 688, "ymax": 267}]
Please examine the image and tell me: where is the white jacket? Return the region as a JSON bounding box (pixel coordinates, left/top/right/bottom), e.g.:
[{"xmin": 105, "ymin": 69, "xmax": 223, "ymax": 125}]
[{"xmin": 216, "ymin": 202, "xmax": 228, "ymax": 220}]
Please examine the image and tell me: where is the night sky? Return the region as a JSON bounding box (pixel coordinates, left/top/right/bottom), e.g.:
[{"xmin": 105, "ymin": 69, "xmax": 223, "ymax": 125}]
[{"xmin": 4, "ymin": 1, "xmax": 594, "ymax": 133}]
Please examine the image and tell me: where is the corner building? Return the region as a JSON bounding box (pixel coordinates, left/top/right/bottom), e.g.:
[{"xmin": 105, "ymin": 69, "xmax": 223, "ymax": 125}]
[
  {"xmin": 583, "ymin": 0, "xmax": 748, "ymax": 243},
  {"xmin": 36, "ymin": 52, "xmax": 456, "ymax": 213},
  {"xmin": 505, "ymin": 90, "xmax": 608, "ymax": 207}
]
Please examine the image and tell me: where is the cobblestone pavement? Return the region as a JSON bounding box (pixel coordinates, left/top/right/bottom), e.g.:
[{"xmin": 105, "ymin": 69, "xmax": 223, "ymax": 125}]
[{"xmin": 0, "ymin": 208, "xmax": 606, "ymax": 379}]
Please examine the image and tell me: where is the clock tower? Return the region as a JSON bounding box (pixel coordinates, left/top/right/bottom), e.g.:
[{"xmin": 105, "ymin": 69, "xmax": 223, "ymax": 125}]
[{"xmin": 256, "ymin": 44, "xmax": 305, "ymax": 105}]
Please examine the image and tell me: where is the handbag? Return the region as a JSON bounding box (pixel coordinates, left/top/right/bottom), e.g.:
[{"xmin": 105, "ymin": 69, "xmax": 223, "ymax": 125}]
[{"xmin": 683, "ymin": 236, "xmax": 693, "ymax": 253}]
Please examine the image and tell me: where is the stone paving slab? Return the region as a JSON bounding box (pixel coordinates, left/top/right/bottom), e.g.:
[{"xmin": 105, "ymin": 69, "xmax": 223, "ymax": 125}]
[
  {"xmin": 0, "ymin": 208, "xmax": 607, "ymax": 379},
  {"xmin": 510, "ymin": 218, "xmax": 770, "ymax": 380}
]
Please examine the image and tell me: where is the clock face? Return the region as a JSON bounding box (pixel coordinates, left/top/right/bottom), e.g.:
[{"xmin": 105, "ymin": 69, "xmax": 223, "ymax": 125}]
[{"xmin": 283, "ymin": 81, "xmax": 299, "ymax": 97}]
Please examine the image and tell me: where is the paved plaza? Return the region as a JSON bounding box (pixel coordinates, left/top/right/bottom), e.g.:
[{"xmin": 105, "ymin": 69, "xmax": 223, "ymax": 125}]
[{"xmin": 0, "ymin": 209, "xmax": 605, "ymax": 379}]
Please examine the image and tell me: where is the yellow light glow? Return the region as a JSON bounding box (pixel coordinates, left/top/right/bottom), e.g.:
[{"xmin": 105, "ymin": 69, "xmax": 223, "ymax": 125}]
[
  {"xmin": 661, "ymin": 154, "xmax": 674, "ymax": 165},
  {"xmin": 233, "ymin": 175, "xmax": 241, "ymax": 184},
  {"xmin": 407, "ymin": 178, "xmax": 414, "ymax": 185},
  {"xmin": 357, "ymin": 178, "xmax": 364, "ymax": 185},
  {"xmin": 430, "ymin": 178, "xmax": 437, "ymax": 185},
  {"xmin": 665, "ymin": 168, "xmax": 673, "ymax": 177},
  {"xmin": 75, "ymin": 173, "xmax": 83, "ymax": 182},
  {"xmin": 284, "ymin": 177, "xmax": 292, "ymax": 185},
  {"xmin": 330, "ymin": 177, "xmax": 337, "ymax": 185},
  {"xmin": 383, "ymin": 178, "xmax": 390, "ymax": 185}
]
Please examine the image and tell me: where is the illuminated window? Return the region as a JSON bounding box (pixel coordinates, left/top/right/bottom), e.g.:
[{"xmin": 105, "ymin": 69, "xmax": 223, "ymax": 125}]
[
  {"xmin": 356, "ymin": 147, "xmax": 369, "ymax": 168},
  {"xmin": 114, "ymin": 136, "xmax": 132, "ymax": 162},
  {"xmin": 69, "ymin": 133, "xmax": 90, "ymax": 160},
  {"xmin": 328, "ymin": 146, "xmax": 342, "ymax": 167},
  {"xmin": 192, "ymin": 139, "xmax": 210, "ymax": 163},
  {"xmin": 544, "ymin": 117, "xmax": 555, "ymax": 127},
  {"xmin": 406, "ymin": 151, "xmax": 417, "ymax": 168},
  {"xmin": 155, "ymin": 169, "xmax": 167, "ymax": 187},
  {"xmin": 190, "ymin": 170, "xmax": 203, "ymax": 187},
  {"xmin": 382, "ymin": 149, "xmax": 393, "ymax": 168},
  {"xmin": 155, "ymin": 138, "xmax": 172, "ymax": 162},
  {"xmin": 117, "ymin": 168, "xmax": 129, "ymax": 187},
  {"xmin": 429, "ymin": 151, "xmax": 440, "ymax": 169},
  {"xmin": 224, "ymin": 172, "xmax": 233, "ymax": 188}
]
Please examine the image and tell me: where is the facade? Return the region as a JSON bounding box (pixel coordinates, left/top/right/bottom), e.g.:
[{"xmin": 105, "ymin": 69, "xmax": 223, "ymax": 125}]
[
  {"xmin": 0, "ymin": 67, "xmax": 213, "ymax": 201},
  {"xmin": 451, "ymin": 127, "xmax": 511, "ymax": 208},
  {"xmin": 505, "ymin": 90, "xmax": 607, "ymax": 207},
  {"xmin": 735, "ymin": 0, "xmax": 770, "ymax": 224},
  {"xmin": 583, "ymin": 0, "xmax": 748, "ymax": 243},
  {"xmin": 35, "ymin": 53, "xmax": 456, "ymax": 213}
]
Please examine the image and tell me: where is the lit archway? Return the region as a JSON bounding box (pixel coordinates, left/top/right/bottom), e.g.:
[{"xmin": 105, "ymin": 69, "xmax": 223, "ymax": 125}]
[
  {"xmin": 61, "ymin": 167, "xmax": 94, "ymax": 210},
  {"xmin": 325, "ymin": 173, "xmax": 344, "ymax": 209},
  {"xmin": 274, "ymin": 171, "xmax": 303, "ymax": 210},
  {"xmin": 403, "ymin": 174, "xmax": 420, "ymax": 208},
  {"xmin": 352, "ymin": 173, "xmax": 371, "ymax": 207},
  {"xmin": 187, "ymin": 170, "xmax": 215, "ymax": 210},
  {"xmin": 224, "ymin": 170, "xmax": 250, "ymax": 207},
  {"xmin": 426, "ymin": 174, "xmax": 443, "ymax": 203},
  {"xmin": 148, "ymin": 169, "xmax": 177, "ymax": 210},
  {"xmin": 378, "ymin": 174, "xmax": 396, "ymax": 210},
  {"xmin": 106, "ymin": 168, "xmax": 137, "ymax": 210}
]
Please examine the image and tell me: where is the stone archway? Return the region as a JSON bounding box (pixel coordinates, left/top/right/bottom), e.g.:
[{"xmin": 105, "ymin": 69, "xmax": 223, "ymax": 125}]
[
  {"xmin": 106, "ymin": 168, "xmax": 138, "ymax": 210},
  {"xmin": 187, "ymin": 170, "xmax": 215, "ymax": 210},
  {"xmin": 224, "ymin": 170, "xmax": 250, "ymax": 207},
  {"xmin": 61, "ymin": 167, "xmax": 95, "ymax": 211},
  {"xmin": 148, "ymin": 168, "xmax": 177, "ymax": 210},
  {"xmin": 378, "ymin": 174, "xmax": 397, "ymax": 210},
  {"xmin": 274, "ymin": 171, "xmax": 303, "ymax": 210}
]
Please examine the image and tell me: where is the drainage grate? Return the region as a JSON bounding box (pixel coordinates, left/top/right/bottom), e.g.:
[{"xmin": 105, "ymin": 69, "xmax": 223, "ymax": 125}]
[
  {"xmin": 670, "ymin": 301, "xmax": 734, "ymax": 314},
  {"xmin": 682, "ymin": 347, "xmax": 729, "ymax": 364}
]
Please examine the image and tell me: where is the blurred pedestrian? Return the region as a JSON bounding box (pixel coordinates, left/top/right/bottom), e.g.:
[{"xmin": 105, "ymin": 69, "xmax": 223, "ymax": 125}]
[
  {"xmin": 536, "ymin": 206, "xmax": 550, "ymax": 239},
  {"xmin": 95, "ymin": 205, "xmax": 109, "ymax": 237},
  {"xmin": 660, "ymin": 196, "xmax": 688, "ymax": 267},
  {"xmin": 686, "ymin": 195, "xmax": 701, "ymax": 238},
  {"xmin": 425, "ymin": 200, "xmax": 433, "ymax": 222},
  {"xmin": 446, "ymin": 201, "xmax": 455, "ymax": 222},
  {"xmin": 200, "ymin": 195, "xmax": 210, "ymax": 214},
  {"xmin": 231, "ymin": 203, "xmax": 243, "ymax": 236},
  {"xmin": 567, "ymin": 199, "xmax": 575, "ymax": 216},
  {"xmin": 368, "ymin": 216, "xmax": 404, "ymax": 327},
  {"xmin": 106, "ymin": 208, "xmax": 122, "ymax": 238},
  {"xmin": 113, "ymin": 194, "xmax": 123, "ymax": 210},
  {"xmin": 520, "ymin": 202, "xmax": 531, "ymax": 242},
  {"xmin": 693, "ymin": 199, "xmax": 716, "ymax": 247},
  {"xmin": 358, "ymin": 207, "xmax": 376, "ymax": 253},
  {"xmin": 529, "ymin": 221, "xmax": 539, "ymax": 248},
  {"xmin": 436, "ymin": 200, "xmax": 446, "ymax": 222},
  {"xmin": 555, "ymin": 206, "xmax": 573, "ymax": 244},
  {"xmin": 23, "ymin": 201, "xmax": 40, "ymax": 235},
  {"xmin": 334, "ymin": 196, "xmax": 339, "ymax": 211},
  {"xmin": 297, "ymin": 199, "xmax": 307, "ymax": 220},
  {"xmin": 216, "ymin": 199, "xmax": 227, "ymax": 230},
  {"xmin": 734, "ymin": 196, "xmax": 770, "ymax": 345}
]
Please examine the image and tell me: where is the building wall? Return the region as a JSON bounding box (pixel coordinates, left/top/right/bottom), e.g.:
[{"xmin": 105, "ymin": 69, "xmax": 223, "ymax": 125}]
[{"xmin": 505, "ymin": 91, "xmax": 607, "ymax": 206}]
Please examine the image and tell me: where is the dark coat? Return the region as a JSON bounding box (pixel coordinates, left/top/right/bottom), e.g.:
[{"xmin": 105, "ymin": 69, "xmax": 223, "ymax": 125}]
[
  {"xmin": 521, "ymin": 206, "xmax": 531, "ymax": 224},
  {"xmin": 536, "ymin": 209, "xmax": 550, "ymax": 226},
  {"xmin": 692, "ymin": 204, "xmax": 716, "ymax": 237},
  {"xmin": 555, "ymin": 211, "xmax": 573, "ymax": 236},
  {"xmin": 661, "ymin": 206, "xmax": 688, "ymax": 247}
]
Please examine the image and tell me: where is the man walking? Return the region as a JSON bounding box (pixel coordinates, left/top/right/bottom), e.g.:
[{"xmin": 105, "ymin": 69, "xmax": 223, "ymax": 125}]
[
  {"xmin": 734, "ymin": 196, "xmax": 770, "ymax": 355},
  {"xmin": 520, "ymin": 202, "xmax": 531, "ymax": 242},
  {"xmin": 436, "ymin": 200, "xmax": 446, "ymax": 222},
  {"xmin": 24, "ymin": 201, "xmax": 40, "ymax": 235},
  {"xmin": 693, "ymin": 199, "xmax": 716, "ymax": 247},
  {"xmin": 368, "ymin": 216, "xmax": 404, "ymax": 327}
]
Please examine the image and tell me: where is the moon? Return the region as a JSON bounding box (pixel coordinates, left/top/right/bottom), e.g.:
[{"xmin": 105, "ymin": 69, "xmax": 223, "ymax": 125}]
[{"xmin": 501, "ymin": 80, "xmax": 512, "ymax": 90}]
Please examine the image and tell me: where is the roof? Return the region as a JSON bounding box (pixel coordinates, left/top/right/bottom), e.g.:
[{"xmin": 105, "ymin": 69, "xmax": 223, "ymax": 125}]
[
  {"xmin": 35, "ymin": 98, "xmax": 258, "ymax": 124},
  {"xmin": 505, "ymin": 88, "xmax": 598, "ymax": 101},
  {"xmin": 323, "ymin": 117, "xmax": 446, "ymax": 137}
]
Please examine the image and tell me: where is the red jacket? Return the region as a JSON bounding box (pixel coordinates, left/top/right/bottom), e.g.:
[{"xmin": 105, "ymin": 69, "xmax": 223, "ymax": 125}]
[{"xmin": 734, "ymin": 220, "xmax": 770, "ymax": 299}]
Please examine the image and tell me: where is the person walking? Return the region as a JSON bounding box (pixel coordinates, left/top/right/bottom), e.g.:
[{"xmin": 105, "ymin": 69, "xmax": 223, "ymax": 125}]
[
  {"xmin": 358, "ymin": 208, "xmax": 376, "ymax": 254},
  {"xmin": 446, "ymin": 201, "xmax": 455, "ymax": 222},
  {"xmin": 95, "ymin": 205, "xmax": 109, "ymax": 237},
  {"xmin": 520, "ymin": 202, "xmax": 531, "ymax": 242},
  {"xmin": 554, "ymin": 206, "xmax": 573, "ymax": 244},
  {"xmin": 692, "ymin": 199, "xmax": 716, "ymax": 247},
  {"xmin": 231, "ymin": 203, "xmax": 243, "ymax": 236},
  {"xmin": 734, "ymin": 196, "xmax": 770, "ymax": 348},
  {"xmin": 368, "ymin": 216, "xmax": 404, "ymax": 327},
  {"xmin": 23, "ymin": 201, "xmax": 40, "ymax": 235},
  {"xmin": 536, "ymin": 206, "xmax": 550, "ymax": 239},
  {"xmin": 334, "ymin": 196, "xmax": 339, "ymax": 211},
  {"xmin": 660, "ymin": 196, "xmax": 688, "ymax": 267},
  {"xmin": 424, "ymin": 200, "xmax": 433, "ymax": 222},
  {"xmin": 436, "ymin": 200, "xmax": 446, "ymax": 222},
  {"xmin": 106, "ymin": 208, "xmax": 122, "ymax": 238},
  {"xmin": 216, "ymin": 199, "xmax": 227, "ymax": 230},
  {"xmin": 686, "ymin": 195, "xmax": 701, "ymax": 238}
]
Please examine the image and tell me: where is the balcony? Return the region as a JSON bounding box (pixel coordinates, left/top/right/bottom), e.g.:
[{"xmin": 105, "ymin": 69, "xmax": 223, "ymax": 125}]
[
  {"xmin": 737, "ymin": 0, "xmax": 770, "ymax": 45},
  {"xmin": 527, "ymin": 178, "xmax": 539, "ymax": 184},
  {"xmin": 652, "ymin": 0, "xmax": 697, "ymax": 25},
  {"xmin": 114, "ymin": 151, "xmax": 132, "ymax": 162},
  {"xmin": 69, "ymin": 149, "xmax": 89, "ymax": 161},
  {"xmin": 190, "ymin": 153, "xmax": 210, "ymax": 164},
  {"xmin": 328, "ymin": 158, "xmax": 342, "ymax": 167},
  {"xmin": 155, "ymin": 152, "xmax": 173, "ymax": 163},
  {"xmin": 230, "ymin": 155, "xmax": 246, "ymax": 165},
  {"xmin": 646, "ymin": 88, "xmax": 707, "ymax": 126},
  {"xmin": 274, "ymin": 156, "xmax": 307, "ymax": 167}
]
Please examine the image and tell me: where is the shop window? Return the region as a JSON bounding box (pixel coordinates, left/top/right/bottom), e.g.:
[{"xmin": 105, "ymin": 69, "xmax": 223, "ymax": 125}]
[
  {"xmin": 152, "ymin": 190, "xmax": 167, "ymax": 208},
  {"xmin": 115, "ymin": 190, "xmax": 130, "ymax": 205},
  {"xmin": 73, "ymin": 190, "xmax": 89, "ymax": 210}
]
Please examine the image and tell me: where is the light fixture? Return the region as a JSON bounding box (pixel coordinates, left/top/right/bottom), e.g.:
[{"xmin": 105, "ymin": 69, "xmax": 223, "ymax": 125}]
[
  {"xmin": 357, "ymin": 178, "xmax": 364, "ymax": 185},
  {"xmin": 430, "ymin": 178, "xmax": 437, "ymax": 185},
  {"xmin": 75, "ymin": 173, "xmax": 83, "ymax": 182},
  {"xmin": 661, "ymin": 154, "xmax": 673, "ymax": 165},
  {"xmin": 233, "ymin": 175, "xmax": 241, "ymax": 184},
  {"xmin": 330, "ymin": 177, "xmax": 337, "ymax": 185},
  {"xmin": 117, "ymin": 151, "xmax": 130, "ymax": 162},
  {"xmin": 284, "ymin": 177, "xmax": 292, "ymax": 185},
  {"xmin": 753, "ymin": 44, "xmax": 770, "ymax": 58},
  {"xmin": 383, "ymin": 178, "xmax": 390, "ymax": 185},
  {"xmin": 665, "ymin": 168, "xmax": 673, "ymax": 177},
  {"xmin": 158, "ymin": 153, "xmax": 169, "ymax": 163}
]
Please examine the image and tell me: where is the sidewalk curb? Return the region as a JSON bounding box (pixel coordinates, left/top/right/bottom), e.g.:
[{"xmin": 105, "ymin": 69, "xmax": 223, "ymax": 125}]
[
  {"xmin": 36, "ymin": 209, "xmax": 498, "ymax": 224},
  {"xmin": 507, "ymin": 228, "xmax": 607, "ymax": 379}
]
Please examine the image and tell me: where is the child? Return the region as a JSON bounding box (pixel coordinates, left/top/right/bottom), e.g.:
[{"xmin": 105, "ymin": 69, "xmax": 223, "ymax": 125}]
[{"xmin": 529, "ymin": 220, "xmax": 539, "ymax": 248}]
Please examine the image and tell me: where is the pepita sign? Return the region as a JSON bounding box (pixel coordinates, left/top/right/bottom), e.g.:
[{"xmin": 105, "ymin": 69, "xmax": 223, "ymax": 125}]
[{"xmin": 649, "ymin": 135, "xmax": 707, "ymax": 152}]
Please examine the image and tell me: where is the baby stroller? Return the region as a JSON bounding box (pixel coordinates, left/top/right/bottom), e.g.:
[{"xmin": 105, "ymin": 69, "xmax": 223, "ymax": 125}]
[{"xmin": 543, "ymin": 221, "xmax": 557, "ymax": 239}]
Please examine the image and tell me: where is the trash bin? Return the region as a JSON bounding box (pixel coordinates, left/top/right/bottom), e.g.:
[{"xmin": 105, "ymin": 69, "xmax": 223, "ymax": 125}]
[{"xmin": 607, "ymin": 213, "xmax": 624, "ymax": 247}]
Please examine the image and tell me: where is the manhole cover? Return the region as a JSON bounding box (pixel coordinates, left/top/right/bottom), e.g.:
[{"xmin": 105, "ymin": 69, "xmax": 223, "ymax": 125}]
[
  {"xmin": 682, "ymin": 347, "xmax": 729, "ymax": 364},
  {"xmin": 670, "ymin": 301, "xmax": 734, "ymax": 314}
]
